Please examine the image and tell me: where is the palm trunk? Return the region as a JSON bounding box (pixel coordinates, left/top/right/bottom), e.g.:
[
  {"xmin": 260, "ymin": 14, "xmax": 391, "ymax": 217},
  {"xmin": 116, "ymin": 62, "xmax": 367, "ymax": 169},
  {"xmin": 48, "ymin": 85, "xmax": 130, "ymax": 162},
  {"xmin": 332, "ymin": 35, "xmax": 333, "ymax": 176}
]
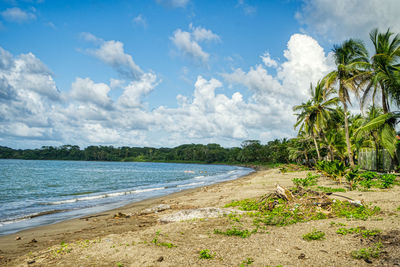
[
  {"xmin": 381, "ymin": 85, "xmax": 389, "ymax": 114},
  {"xmin": 343, "ymin": 101, "xmax": 355, "ymax": 167},
  {"xmin": 312, "ymin": 135, "xmax": 321, "ymax": 161}
]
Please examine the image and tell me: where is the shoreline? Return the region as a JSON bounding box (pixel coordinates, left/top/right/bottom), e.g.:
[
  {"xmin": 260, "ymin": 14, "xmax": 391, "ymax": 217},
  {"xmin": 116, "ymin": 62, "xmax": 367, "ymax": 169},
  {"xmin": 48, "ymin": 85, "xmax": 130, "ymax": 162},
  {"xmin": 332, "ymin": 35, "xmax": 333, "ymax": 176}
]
[
  {"xmin": 0, "ymin": 168, "xmax": 257, "ymax": 261},
  {"xmin": 3, "ymin": 168, "xmax": 399, "ymax": 266},
  {"xmin": 0, "ymin": 160, "xmax": 253, "ymax": 237}
]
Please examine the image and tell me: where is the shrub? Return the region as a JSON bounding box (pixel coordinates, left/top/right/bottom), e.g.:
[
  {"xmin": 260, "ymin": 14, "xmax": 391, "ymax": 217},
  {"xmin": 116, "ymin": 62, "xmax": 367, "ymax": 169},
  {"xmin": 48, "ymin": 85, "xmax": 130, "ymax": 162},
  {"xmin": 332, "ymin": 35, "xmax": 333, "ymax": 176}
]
[{"xmin": 379, "ymin": 174, "xmax": 396, "ymax": 188}]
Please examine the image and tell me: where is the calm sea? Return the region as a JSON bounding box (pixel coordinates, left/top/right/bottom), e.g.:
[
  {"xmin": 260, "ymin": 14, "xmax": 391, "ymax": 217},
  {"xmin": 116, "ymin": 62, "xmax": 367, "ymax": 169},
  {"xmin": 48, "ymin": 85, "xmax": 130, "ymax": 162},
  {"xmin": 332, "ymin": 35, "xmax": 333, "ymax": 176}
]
[{"xmin": 0, "ymin": 159, "xmax": 252, "ymax": 235}]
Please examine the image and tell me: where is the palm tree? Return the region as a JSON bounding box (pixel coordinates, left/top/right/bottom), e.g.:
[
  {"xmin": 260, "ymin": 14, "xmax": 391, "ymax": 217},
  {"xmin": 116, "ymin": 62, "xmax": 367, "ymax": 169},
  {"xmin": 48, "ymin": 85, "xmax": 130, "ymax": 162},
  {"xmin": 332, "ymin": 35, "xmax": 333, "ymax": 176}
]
[
  {"xmin": 325, "ymin": 39, "xmax": 369, "ymax": 167},
  {"xmin": 361, "ymin": 28, "xmax": 400, "ymax": 113},
  {"xmin": 293, "ymin": 80, "xmax": 339, "ymax": 161},
  {"xmin": 356, "ymin": 108, "xmax": 399, "ymax": 159}
]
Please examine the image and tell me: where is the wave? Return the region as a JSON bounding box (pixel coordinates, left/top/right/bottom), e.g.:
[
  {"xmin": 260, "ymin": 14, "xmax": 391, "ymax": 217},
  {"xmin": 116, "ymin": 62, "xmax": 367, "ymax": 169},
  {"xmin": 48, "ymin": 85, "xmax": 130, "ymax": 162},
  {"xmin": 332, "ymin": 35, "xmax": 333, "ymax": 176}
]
[
  {"xmin": 194, "ymin": 175, "xmax": 206, "ymax": 179},
  {"xmin": 0, "ymin": 209, "xmax": 69, "ymax": 226},
  {"xmin": 45, "ymin": 187, "xmax": 166, "ymax": 205}
]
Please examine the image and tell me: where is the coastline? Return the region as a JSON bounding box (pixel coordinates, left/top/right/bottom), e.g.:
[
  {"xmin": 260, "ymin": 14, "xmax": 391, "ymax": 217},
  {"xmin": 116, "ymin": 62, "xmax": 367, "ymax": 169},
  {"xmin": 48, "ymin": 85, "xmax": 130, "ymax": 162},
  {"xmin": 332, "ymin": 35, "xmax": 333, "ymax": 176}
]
[
  {"xmin": 0, "ymin": 167, "xmax": 257, "ymax": 262},
  {"xmin": 2, "ymin": 168, "xmax": 400, "ymax": 266}
]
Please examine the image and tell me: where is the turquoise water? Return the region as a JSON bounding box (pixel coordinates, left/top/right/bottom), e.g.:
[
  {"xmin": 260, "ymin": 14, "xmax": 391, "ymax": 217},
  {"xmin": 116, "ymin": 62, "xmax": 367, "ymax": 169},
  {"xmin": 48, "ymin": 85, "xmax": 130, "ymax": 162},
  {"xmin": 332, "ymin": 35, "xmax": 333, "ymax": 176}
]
[{"xmin": 0, "ymin": 159, "xmax": 252, "ymax": 235}]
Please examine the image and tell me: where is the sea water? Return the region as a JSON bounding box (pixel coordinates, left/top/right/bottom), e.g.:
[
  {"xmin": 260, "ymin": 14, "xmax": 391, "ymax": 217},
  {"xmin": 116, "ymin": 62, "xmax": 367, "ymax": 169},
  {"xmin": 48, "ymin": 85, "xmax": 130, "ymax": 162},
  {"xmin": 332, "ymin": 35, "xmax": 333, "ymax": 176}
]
[{"xmin": 0, "ymin": 159, "xmax": 253, "ymax": 235}]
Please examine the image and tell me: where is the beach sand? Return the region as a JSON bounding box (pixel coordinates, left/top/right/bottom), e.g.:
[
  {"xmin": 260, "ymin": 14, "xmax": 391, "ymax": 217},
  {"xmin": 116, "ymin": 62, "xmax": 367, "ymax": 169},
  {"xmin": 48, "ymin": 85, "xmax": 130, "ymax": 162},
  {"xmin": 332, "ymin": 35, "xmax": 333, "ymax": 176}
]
[{"xmin": 1, "ymin": 168, "xmax": 400, "ymax": 266}]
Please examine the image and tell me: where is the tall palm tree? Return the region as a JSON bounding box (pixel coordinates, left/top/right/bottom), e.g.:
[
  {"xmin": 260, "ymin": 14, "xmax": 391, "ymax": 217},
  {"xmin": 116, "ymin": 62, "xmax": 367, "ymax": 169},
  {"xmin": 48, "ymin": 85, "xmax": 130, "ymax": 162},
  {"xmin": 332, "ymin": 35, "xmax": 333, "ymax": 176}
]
[
  {"xmin": 361, "ymin": 28, "xmax": 400, "ymax": 113},
  {"xmin": 293, "ymin": 80, "xmax": 339, "ymax": 161},
  {"xmin": 325, "ymin": 39, "xmax": 369, "ymax": 167}
]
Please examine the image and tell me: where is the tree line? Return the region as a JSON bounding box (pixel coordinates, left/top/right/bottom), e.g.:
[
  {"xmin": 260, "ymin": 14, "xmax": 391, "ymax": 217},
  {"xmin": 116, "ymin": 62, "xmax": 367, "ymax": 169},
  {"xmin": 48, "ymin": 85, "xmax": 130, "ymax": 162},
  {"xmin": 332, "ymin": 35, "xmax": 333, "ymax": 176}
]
[{"xmin": 0, "ymin": 139, "xmax": 289, "ymax": 164}]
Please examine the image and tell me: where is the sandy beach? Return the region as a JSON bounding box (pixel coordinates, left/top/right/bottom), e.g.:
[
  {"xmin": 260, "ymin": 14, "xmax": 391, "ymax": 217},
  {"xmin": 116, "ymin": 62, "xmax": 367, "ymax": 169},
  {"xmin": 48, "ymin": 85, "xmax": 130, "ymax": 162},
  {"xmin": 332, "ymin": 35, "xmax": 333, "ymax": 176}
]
[{"xmin": 1, "ymin": 168, "xmax": 399, "ymax": 267}]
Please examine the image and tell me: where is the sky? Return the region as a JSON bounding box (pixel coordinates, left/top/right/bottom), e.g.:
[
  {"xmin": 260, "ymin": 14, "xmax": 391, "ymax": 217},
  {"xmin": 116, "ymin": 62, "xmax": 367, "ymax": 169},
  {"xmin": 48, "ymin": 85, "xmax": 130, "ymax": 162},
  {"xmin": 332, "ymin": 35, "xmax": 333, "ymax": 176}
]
[{"xmin": 0, "ymin": 0, "xmax": 400, "ymax": 149}]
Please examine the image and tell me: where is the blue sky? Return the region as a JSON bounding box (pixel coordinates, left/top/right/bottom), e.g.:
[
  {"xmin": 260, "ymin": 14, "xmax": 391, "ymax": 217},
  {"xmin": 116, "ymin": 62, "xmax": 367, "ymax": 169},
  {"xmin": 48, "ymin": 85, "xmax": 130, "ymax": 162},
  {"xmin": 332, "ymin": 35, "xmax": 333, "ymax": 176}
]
[{"xmin": 0, "ymin": 0, "xmax": 399, "ymax": 149}]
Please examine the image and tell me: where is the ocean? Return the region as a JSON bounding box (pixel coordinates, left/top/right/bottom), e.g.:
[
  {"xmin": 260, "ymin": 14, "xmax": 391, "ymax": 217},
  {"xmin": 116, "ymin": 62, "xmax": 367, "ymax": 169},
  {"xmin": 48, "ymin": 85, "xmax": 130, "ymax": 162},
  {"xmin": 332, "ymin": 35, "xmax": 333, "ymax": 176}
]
[{"xmin": 0, "ymin": 159, "xmax": 252, "ymax": 235}]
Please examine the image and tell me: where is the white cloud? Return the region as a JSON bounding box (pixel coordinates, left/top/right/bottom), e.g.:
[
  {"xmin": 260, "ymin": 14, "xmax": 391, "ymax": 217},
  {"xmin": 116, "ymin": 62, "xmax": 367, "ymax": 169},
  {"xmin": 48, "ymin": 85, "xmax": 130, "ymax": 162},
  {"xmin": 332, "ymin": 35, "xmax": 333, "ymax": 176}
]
[
  {"xmin": 1, "ymin": 7, "xmax": 36, "ymax": 23},
  {"xmin": 222, "ymin": 33, "xmax": 335, "ymax": 135},
  {"xmin": 189, "ymin": 24, "xmax": 220, "ymax": 42},
  {"xmin": 80, "ymin": 32, "xmax": 103, "ymax": 44},
  {"xmin": 70, "ymin": 77, "xmax": 112, "ymax": 109},
  {"xmin": 0, "ymin": 34, "xmax": 338, "ymax": 148},
  {"xmin": 133, "ymin": 14, "xmax": 146, "ymax": 28},
  {"xmin": 156, "ymin": 0, "xmax": 189, "ymax": 8},
  {"xmin": 118, "ymin": 73, "xmax": 158, "ymax": 108},
  {"xmin": 83, "ymin": 34, "xmax": 143, "ymax": 80},
  {"xmin": 170, "ymin": 25, "xmax": 220, "ymax": 63},
  {"xmin": 260, "ymin": 52, "xmax": 278, "ymax": 68},
  {"xmin": 296, "ymin": 0, "xmax": 400, "ymax": 42}
]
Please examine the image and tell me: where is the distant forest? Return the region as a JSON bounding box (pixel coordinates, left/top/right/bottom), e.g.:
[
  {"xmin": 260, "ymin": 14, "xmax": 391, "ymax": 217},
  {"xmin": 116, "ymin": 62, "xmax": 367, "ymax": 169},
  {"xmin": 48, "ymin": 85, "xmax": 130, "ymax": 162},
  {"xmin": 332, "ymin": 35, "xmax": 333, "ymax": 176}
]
[{"xmin": 0, "ymin": 139, "xmax": 289, "ymax": 164}]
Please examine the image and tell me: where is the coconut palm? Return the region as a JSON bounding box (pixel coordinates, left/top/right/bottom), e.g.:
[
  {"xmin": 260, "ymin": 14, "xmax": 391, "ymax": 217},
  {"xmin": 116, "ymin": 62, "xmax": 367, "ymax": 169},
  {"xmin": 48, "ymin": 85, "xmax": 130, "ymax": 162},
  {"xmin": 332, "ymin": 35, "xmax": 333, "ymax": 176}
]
[
  {"xmin": 325, "ymin": 39, "xmax": 369, "ymax": 167},
  {"xmin": 293, "ymin": 80, "xmax": 339, "ymax": 161},
  {"xmin": 361, "ymin": 28, "xmax": 400, "ymax": 113}
]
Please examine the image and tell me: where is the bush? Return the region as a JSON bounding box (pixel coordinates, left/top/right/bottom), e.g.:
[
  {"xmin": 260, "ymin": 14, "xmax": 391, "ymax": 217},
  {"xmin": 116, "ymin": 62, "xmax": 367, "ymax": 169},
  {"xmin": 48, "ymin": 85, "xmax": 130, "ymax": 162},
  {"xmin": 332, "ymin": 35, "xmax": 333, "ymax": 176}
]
[{"xmin": 379, "ymin": 174, "xmax": 396, "ymax": 188}]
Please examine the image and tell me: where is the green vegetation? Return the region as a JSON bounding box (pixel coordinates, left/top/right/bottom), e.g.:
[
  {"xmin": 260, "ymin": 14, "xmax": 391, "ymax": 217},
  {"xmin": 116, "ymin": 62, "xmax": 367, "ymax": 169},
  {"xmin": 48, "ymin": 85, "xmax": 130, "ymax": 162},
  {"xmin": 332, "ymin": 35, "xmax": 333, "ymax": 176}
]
[
  {"xmin": 0, "ymin": 139, "xmax": 290, "ymax": 165},
  {"xmin": 226, "ymin": 196, "xmax": 379, "ymax": 228},
  {"xmin": 199, "ymin": 249, "xmax": 215, "ymax": 259},
  {"xmin": 302, "ymin": 230, "xmax": 325, "ymax": 241},
  {"xmin": 151, "ymin": 231, "xmax": 176, "ymax": 248},
  {"xmin": 316, "ymin": 186, "xmax": 346, "ymax": 193},
  {"xmin": 290, "ymin": 28, "xmax": 400, "ymax": 174},
  {"xmin": 336, "ymin": 227, "xmax": 381, "ymax": 238},
  {"xmin": 292, "ymin": 172, "xmax": 319, "ymax": 187},
  {"xmin": 213, "ymin": 227, "xmax": 255, "ymax": 238},
  {"xmin": 351, "ymin": 242, "xmax": 383, "ymax": 261},
  {"xmin": 54, "ymin": 241, "xmax": 72, "ymax": 254},
  {"xmin": 239, "ymin": 257, "xmax": 254, "ymax": 266},
  {"xmin": 331, "ymin": 201, "xmax": 380, "ymax": 220}
]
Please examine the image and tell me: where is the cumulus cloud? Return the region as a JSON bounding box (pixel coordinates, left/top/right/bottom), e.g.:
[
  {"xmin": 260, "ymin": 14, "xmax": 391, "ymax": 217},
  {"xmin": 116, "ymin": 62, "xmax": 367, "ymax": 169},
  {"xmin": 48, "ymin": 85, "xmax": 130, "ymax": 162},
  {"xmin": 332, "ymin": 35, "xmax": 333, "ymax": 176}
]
[
  {"xmin": 1, "ymin": 7, "xmax": 36, "ymax": 23},
  {"xmin": 0, "ymin": 34, "xmax": 337, "ymax": 148},
  {"xmin": 222, "ymin": 33, "xmax": 335, "ymax": 134},
  {"xmin": 118, "ymin": 73, "xmax": 158, "ymax": 108},
  {"xmin": 70, "ymin": 77, "xmax": 113, "ymax": 109},
  {"xmin": 296, "ymin": 0, "xmax": 400, "ymax": 42},
  {"xmin": 171, "ymin": 25, "xmax": 220, "ymax": 63}
]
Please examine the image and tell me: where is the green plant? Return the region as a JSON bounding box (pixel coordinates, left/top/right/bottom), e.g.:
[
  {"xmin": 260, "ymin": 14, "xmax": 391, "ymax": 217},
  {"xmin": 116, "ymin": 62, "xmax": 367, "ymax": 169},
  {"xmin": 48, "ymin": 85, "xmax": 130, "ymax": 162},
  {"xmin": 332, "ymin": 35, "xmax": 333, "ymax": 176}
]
[
  {"xmin": 199, "ymin": 249, "xmax": 214, "ymax": 259},
  {"xmin": 379, "ymin": 173, "xmax": 396, "ymax": 188},
  {"xmin": 316, "ymin": 186, "xmax": 346, "ymax": 193},
  {"xmin": 336, "ymin": 227, "xmax": 381, "ymax": 238},
  {"xmin": 331, "ymin": 201, "xmax": 380, "ymax": 220},
  {"xmin": 345, "ymin": 166, "xmax": 360, "ymax": 190},
  {"xmin": 302, "ymin": 229, "xmax": 325, "ymax": 241},
  {"xmin": 55, "ymin": 241, "xmax": 72, "ymax": 254},
  {"xmin": 351, "ymin": 242, "xmax": 383, "ymax": 260},
  {"xmin": 239, "ymin": 257, "xmax": 254, "ymax": 266},
  {"xmin": 292, "ymin": 172, "xmax": 319, "ymax": 187},
  {"xmin": 116, "ymin": 263, "xmax": 123, "ymax": 267},
  {"xmin": 225, "ymin": 199, "xmax": 265, "ymax": 211},
  {"xmin": 151, "ymin": 231, "xmax": 176, "ymax": 248},
  {"xmin": 213, "ymin": 227, "xmax": 255, "ymax": 238}
]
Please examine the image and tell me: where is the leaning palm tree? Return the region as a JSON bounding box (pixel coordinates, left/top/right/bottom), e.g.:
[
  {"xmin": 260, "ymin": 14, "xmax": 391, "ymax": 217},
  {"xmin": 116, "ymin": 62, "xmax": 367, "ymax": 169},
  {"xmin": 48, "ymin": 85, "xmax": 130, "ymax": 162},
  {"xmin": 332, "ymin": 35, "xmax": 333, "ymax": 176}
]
[
  {"xmin": 325, "ymin": 39, "xmax": 369, "ymax": 167},
  {"xmin": 293, "ymin": 80, "xmax": 339, "ymax": 161},
  {"xmin": 361, "ymin": 28, "xmax": 400, "ymax": 113}
]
